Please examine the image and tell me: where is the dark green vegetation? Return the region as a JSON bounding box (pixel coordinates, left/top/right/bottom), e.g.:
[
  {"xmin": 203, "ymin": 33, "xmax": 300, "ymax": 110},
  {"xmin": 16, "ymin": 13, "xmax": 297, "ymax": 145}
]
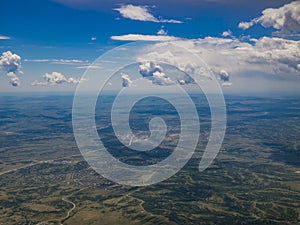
[{"xmin": 0, "ymin": 94, "xmax": 299, "ymax": 224}]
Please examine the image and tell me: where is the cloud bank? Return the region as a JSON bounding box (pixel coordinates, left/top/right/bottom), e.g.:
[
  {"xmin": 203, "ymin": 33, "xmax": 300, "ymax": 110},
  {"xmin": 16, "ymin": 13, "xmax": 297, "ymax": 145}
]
[{"xmin": 134, "ymin": 36, "xmax": 300, "ymax": 87}]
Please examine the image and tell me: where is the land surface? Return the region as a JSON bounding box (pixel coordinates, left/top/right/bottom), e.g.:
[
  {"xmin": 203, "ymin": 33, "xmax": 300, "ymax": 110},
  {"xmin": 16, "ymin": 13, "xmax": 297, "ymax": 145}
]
[{"xmin": 0, "ymin": 94, "xmax": 299, "ymax": 225}]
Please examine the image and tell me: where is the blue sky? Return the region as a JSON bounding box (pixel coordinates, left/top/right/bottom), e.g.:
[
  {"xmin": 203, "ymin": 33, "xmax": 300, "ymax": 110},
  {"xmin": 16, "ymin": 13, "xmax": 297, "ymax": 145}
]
[{"xmin": 0, "ymin": 0, "xmax": 299, "ymax": 95}]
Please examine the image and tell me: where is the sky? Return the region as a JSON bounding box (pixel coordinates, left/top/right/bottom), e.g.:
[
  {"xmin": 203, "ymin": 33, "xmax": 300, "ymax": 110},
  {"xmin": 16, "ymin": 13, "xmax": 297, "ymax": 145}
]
[{"xmin": 0, "ymin": 0, "xmax": 300, "ymax": 95}]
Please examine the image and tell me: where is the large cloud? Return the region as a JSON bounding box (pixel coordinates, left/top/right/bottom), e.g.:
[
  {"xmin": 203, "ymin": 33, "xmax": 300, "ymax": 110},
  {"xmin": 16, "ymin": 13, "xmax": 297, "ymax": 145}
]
[
  {"xmin": 239, "ymin": 1, "xmax": 300, "ymax": 37},
  {"xmin": 133, "ymin": 36, "xmax": 300, "ymax": 86},
  {"xmin": 0, "ymin": 51, "xmax": 22, "ymax": 87},
  {"xmin": 32, "ymin": 72, "xmax": 83, "ymax": 86},
  {"xmin": 111, "ymin": 34, "xmax": 178, "ymax": 41},
  {"xmin": 114, "ymin": 4, "xmax": 182, "ymax": 23}
]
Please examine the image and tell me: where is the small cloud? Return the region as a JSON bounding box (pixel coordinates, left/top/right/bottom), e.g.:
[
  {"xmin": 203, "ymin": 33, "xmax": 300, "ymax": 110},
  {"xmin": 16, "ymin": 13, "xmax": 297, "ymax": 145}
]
[
  {"xmin": 121, "ymin": 72, "xmax": 133, "ymax": 87},
  {"xmin": 157, "ymin": 26, "xmax": 168, "ymax": 36},
  {"xmin": 76, "ymin": 65, "xmax": 102, "ymax": 69},
  {"xmin": 24, "ymin": 59, "xmax": 88, "ymax": 65},
  {"xmin": 114, "ymin": 4, "xmax": 182, "ymax": 24},
  {"xmin": 51, "ymin": 59, "xmax": 88, "ymax": 65},
  {"xmin": 238, "ymin": 20, "xmax": 257, "ymax": 30},
  {"xmin": 0, "ymin": 35, "xmax": 11, "ymax": 40},
  {"xmin": 24, "ymin": 59, "xmax": 49, "ymax": 63},
  {"xmin": 7, "ymin": 72, "xmax": 20, "ymax": 87},
  {"xmin": 222, "ymin": 30, "xmax": 232, "ymax": 37},
  {"xmin": 32, "ymin": 72, "xmax": 84, "ymax": 86},
  {"xmin": 91, "ymin": 37, "xmax": 97, "ymax": 41},
  {"xmin": 160, "ymin": 19, "xmax": 182, "ymax": 24},
  {"xmin": 219, "ymin": 70, "xmax": 230, "ymax": 82},
  {"xmin": 222, "ymin": 82, "xmax": 233, "ymax": 87}
]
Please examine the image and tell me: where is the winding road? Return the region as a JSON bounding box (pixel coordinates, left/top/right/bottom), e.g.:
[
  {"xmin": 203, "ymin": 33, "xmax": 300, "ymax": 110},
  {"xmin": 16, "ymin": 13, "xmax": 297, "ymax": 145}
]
[
  {"xmin": 1, "ymin": 153, "xmax": 86, "ymax": 225},
  {"xmin": 61, "ymin": 197, "xmax": 76, "ymax": 223}
]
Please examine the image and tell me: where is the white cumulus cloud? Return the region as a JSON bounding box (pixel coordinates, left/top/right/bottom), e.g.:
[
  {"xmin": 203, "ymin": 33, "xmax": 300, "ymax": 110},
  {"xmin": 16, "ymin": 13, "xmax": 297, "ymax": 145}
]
[
  {"xmin": 7, "ymin": 72, "xmax": 20, "ymax": 87},
  {"xmin": 139, "ymin": 61, "xmax": 174, "ymax": 85},
  {"xmin": 114, "ymin": 4, "xmax": 182, "ymax": 23},
  {"xmin": 239, "ymin": 1, "xmax": 300, "ymax": 37},
  {"xmin": 221, "ymin": 30, "xmax": 232, "ymax": 37},
  {"xmin": 219, "ymin": 70, "xmax": 230, "ymax": 82},
  {"xmin": 138, "ymin": 61, "xmax": 194, "ymax": 86},
  {"xmin": 157, "ymin": 27, "xmax": 168, "ymax": 35},
  {"xmin": 32, "ymin": 72, "xmax": 83, "ymax": 86},
  {"xmin": 0, "ymin": 51, "xmax": 22, "ymax": 74},
  {"xmin": 0, "ymin": 51, "xmax": 22, "ymax": 87},
  {"xmin": 121, "ymin": 72, "xmax": 133, "ymax": 87}
]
